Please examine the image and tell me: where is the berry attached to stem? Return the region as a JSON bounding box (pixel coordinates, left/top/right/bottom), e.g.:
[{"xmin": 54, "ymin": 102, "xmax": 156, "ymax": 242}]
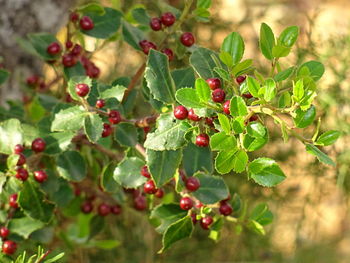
[
  {"xmin": 0, "ymin": 227, "xmax": 10, "ymax": 238},
  {"xmin": 196, "ymin": 134, "xmax": 209, "ymax": 147},
  {"xmin": 143, "ymin": 180, "xmax": 157, "ymax": 194},
  {"xmin": 219, "ymin": 202, "xmax": 233, "ymax": 216},
  {"xmin": 108, "ymin": 110, "xmax": 122, "ymax": 125},
  {"xmin": 33, "ymin": 170, "xmax": 48, "ymax": 183},
  {"xmin": 79, "ymin": 16, "xmax": 94, "ymax": 30},
  {"xmin": 101, "ymin": 123, "xmax": 112, "ymax": 138},
  {"xmin": 9, "ymin": 194, "xmax": 18, "ymax": 209},
  {"xmin": 179, "ymin": 197, "xmax": 193, "ymax": 210},
  {"xmin": 31, "ymin": 138, "xmax": 46, "ymax": 153},
  {"xmin": 141, "ymin": 165, "xmax": 151, "ymax": 179},
  {"xmin": 150, "ymin": 17, "xmax": 162, "ymax": 31},
  {"xmin": 174, "ymin": 105, "xmax": 188, "ymax": 120},
  {"xmin": 180, "ymin": 32, "xmax": 195, "ymax": 47},
  {"xmin": 75, "ymin": 83, "xmax": 90, "ymax": 97},
  {"xmin": 223, "ymin": 100, "xmax": 230, "ymax": 115},
  {"xmin": 200, "ymin": 216, "xmax": 213, "ymax": 230},
  {"xmin": 206, "ymin": 78, "xmax": 221, "ymax": 90},
  {"xmin": 46, "ymin": 42, "xmax": 61, "ymax": 55},
  {"xmin": 185, "ymin": 177, "xmax": 200, "ymax": 192},
  {"xmin": 212, "ymin": 89, "xmax": 226, "ymax": 103},
  {"xmin": 98, "ymin": 203, "xmax": 111, "ymax": 216},
  {"xmin": 15, "ymin": 167, "xmax": 29, "ymax": 181},
  {"xmin": 188, "ymin": 109, "xmax": 201, "ymax": 121},
  {"xmin": 236, "ymin": 75, "xmax": 246, "ymax": 85},
  {"xmin": 160, "ymin": 12, "xmax": 176, "ymax": 27},
  {"xmin": 96, "ymin": 99, "xmax": 105, "ymax": 109},
  {"xmin": 2, "ymin": 240, "xmax": 17, "ymax": 255}
]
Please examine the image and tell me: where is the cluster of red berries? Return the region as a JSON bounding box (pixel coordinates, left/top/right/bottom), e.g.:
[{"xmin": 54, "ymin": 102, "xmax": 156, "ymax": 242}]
[
  {"xmin": 25, "ymin": 75, "xmax": 47, "ymax": 92},
  {"xmin": 70, "ymin": 12, "xmax": 94, "ymax": 31},
  {"xmin": 80, "ymin": 199, "xmax": 122, "ymax": 217},
  {"xmin": 141, "ymin": 166, "xmax": 164, "ymax": 198}
]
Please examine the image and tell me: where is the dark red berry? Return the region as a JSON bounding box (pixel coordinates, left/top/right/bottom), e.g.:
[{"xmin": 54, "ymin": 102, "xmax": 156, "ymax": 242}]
[
  {"xmin": 236, "ymin": 75, "xmax": 246, "ymax": 85},
  {"xmin": 212, "ymin": 89, "xmax": 226, "ymax": 103},
  {"xmin": 139, "ymin": 40, "xmax": 149, "ymax": 49},
  {"xmin": 141, "ymin": 166, "xmax": 151, "ymax": 179},
  {"xmin": 196, "ymin": 134, "xmax": 209, "ymax": 147},
  {"xmin": 185, "ymin": 177, "xmax": 200, "ymax": 192},
  {"xmin": 65, "ymin": 40, "xmax": 73, "ymax": 49},
  {"xmin": 223, "ymin": 100, "xmax": 230, "ymax": 115},
  {"xmin": 101, "ymin": 123, "xmax": 112, "ymax": 138},
  {"xmin": 190, "ymin": 212, "xmax": 197, "ymax": 224},
  {"xmin": 79, "ymin": 16, "xmax": 94, "ymax": 30},
  {"xmin": 47, "ymin": 42, "xmax": 61, "ymax": 55},
  {"xmin": 155, "ymin": 188, "xmax": 164, "ymax": 198},
  {"xmin": 143, "ymin": 180, "xmax": 157, "ymax": 194},
  {"xmin": 86, "ymin": 64, "xmax": 100, "ymax": 79},
  {"xmin": 9, "ymin": 194, "xmax": 18, "ymax": 209},
  {"xmin": 70, "ymin": 12, "xmax": 79, "ymax": 23},
  {"xmin": 162, "ymin": 48, "xmax": 174, "ymax": 61},
  {"xmin": 219, "ymin": 202, "xmax": 233, "ymax": 216},
  {"xmin": 98, "ymin": 203, "xmax": 111, "ymax": 216},
  {"xmin": 249, "ymin": 115, "xmax": 258, "ymax": 122},
  {"xmin": 179, "ymin": 197, "xmax": 193, "ymax": 210},
  {"xmin": 150, "ymin": 17, "xmax": 162, "ymax": 31},
  {"xmin": 95, "ymin": 99, "xmax": 105, "ymax": 109},
  {"xmin": 200, "ymin": 216, "xmax": 213, "ymax": 230},
  {"xmin": 143, "ymin": 126, "xmax": 151, "ymax": 134},
  {"xmin": 75, "ymin": 83, "xmax": 90, "ymax": 97},
  {"xmin": 16, "ymin": 153, "xmax": 26, "ymax": 166},
  {"xmin": 31, "ymin": 138, "xmax": 46, "ymax": 153},
  {"xmin": 71, "ymin": 44, "xmax": 83, "ymax": 56},
  {"xmin": 2, "ymin": 240, "xmax": 17, "ymax": 255},
  {"xmin": 180, "ymin": 32, "xmax": 195, "ymax": 47},
  {"xmin": 26, "ymin": 75, "xmax": 39, "ymax": 86},
  {"xmin": 62, "ymin": 54, "xmax": 77, "ymax": 67},
  {"xmin": 81, "ymin": 201, "xmax": 93, "ymax": 214},
  {"xmin": 134, "ymin": 195, "xmax": 147, "ymax": 211},
  {"xmin": 174, "ymin": 105, "xmax": 188, "ymax": 120},
  {"xmin": 65, "ymin": 94, "xmax": 73, "ymax": 103},
  {"xmin": 15, "ymin": 167, "xmax": 28, "ymax": 181},
  {"xmin": 108, "ymin": 110, "xmax": 121, "ymax": 125},
  {"xmin": 142, "ymin": 41, "xmax": 157, "ymax": 55},
  {"xmin": 205, "ymin": 117, "xmax": 214, "ymax": 126},
  {"xmin": 111, "ymin": 204, "xmax": 122, "ymax": 215},
  {"xmin": 188, "ymin": 109, "xmax": 201, "ymax": 121},
  {"xmin": 161, "ymin": 12, "xmax": 176, "ymax": 27},
  {"xmin": 242, "ymin": 93, "xmax": 253, "ymax": 99},
  {"xmin": 0, "ymin": 227, "xmax": 9, "ymax": 238},
  {"xmin": 206, "ymin": 78, "xmax": 221, "ymax": 90},
  {"xmin": 33, "ymin": 170, "xmax": 48, "ymax": 183}
]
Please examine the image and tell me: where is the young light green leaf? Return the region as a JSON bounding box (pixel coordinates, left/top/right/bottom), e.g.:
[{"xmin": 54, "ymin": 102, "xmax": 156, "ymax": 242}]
[
  {"xmin": 305, "ymin": 144, "xmax": 335, "ymax": 166},
  {"xmin": 221, "ymin": 32, "xmax": 245, "ymax": 64},
  {"xmin": 278, "ymin": 26, "xmax": 299, "ymax": 47},
  {"xmin": 272, "ymin": 44, "xmax": 291, "ymax": 58},
  {"xmin": 293, "ymin": 105, "xmax": 316, "ymax": 128},
  {"xmin": 315, "ymin": 130, "xmax": 341, "ymax": 146},
  {"xmin": 217, "ymin": 113, "xmax": 231, "ymax": 134},
  {"xmin": 243, "ymin": 134, "xmax": 268, "ymax": 152},
  {"xmin": 8, "ymin": 217, "xmax": 44, "ymax": 239},
  {"xmin": 261, "ymin": 78, "xmax": 276, "ymax": 101},
  {"xmin": 195, "ymin": 78, "xmax": 211, "ymax": 102},
  {"xmin": 113, "ymin": 157, "xmax": 146, "ymax": 188},
  {"xmin": 175, "ymin": 88, "xmax": 205, "ymax": 108},
  {"xmin": 248, "ymin": 158, "xmax": 286, "ymax": 187},
  {"xmin": 210, "ymin": 132, "xmax": 237, "ymax": 151},
  {"xmin": 298, "ymin": 61, "xmax": 325, "ymax": 81},
  {"xmin": 232, "ymin": 59, "xmax": 253, "ymax": 76},
  {"xmin": 246, "ymin": 122, "xmax": 267, "ymax": 138},
  {"xmin": 0, "ymin": 119, "xmax": 23, "ymax": 155},
  {"xmin": 219, "ymin": 51, "xmax": 233, "ymax": 68},
  {"xmin": 215, "ymin": 149, "xmax": 237, "ymax": 174},
  {"xmin": 259, "ymin": 23, "xmax": 275, "ymax": 60},
  {"xmin": 230, "ymin": 96, "xmax": 248, "ymax": 116},
  {"xmin": 274, "ymin": 66, "xmax": 295, "ymax": 82},
  {"xmin": 232, "ymin": 150, "xmax": 249, "ymax": 173},
  {"xmin": 246, "ymin": 76, "xmax": 260, "ymax": 98},
  {"xmin": 293, "ymin": 79, "xmax": 304, "ymax": 102}
]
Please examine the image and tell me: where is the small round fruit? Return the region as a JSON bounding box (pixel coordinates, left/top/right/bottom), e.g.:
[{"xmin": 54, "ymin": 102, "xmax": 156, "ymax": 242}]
[
  {"xmin": 16, "ymin": 153, "xmax": 26, "ymax": 166},
  {"xmin": 249, "ymin": 115, "xmax": 258, "ymax": 122},
  {"xmin": 219, "ymin": 202, "xmax": 233, "ymax": 216},
  {"xmin": 236, "ymin": 75, "xmax": 246, "ymax": 85},
  {"xmin": 81, "ymin": 201, "xmax": 93, "ymax": 214},
  {"xmin": 111, "ymin": 204, "xmax": 122, "ymax": 215},
  {"xmin": 179, "ymin": 197, "xmax": 193, "ymax": 210},
  {"xmin": 188, "ymin": 109, "xmax": 201, "ymax": 121},
  {"xmin": 75, "ymin": 83, "xmax": 90, "ymax": 97},
  {"xmin": 160, "ymin": 12, "xmax": 176, "ymax": 27},
  {"xmin": 2, "ymin": 240, "xmax": 17, "ymax": 255},
  {"xmin": 242, "ymin": 93, "xmax": 253, "ymax": 99},
  {"xmin": 155, "ymin": 188, "xmax": 164, "ymax": 198},
  {"xmin": 180, "ymin": 32, "xmax": 195, "ymax": 47},
  {"xmin": 101, "ymin": 123, "xmax": 112, "ymax": 138},
  {"xmin": 65, "ymin": 40, "xmax": 73, "ymax": 49},
  {"xmin": 9, "ymin": 194, "xmax": 18, "ymax": 209},
  {"xmin": 15, "ymin": 167, "xmax": 28, "ymax": 181},
  {"xmin": 86, "ymin": 64, "xmax": 100, "ymax": 79},
  {"xmin": 144, "ymin": 180, "xmax": 157, "ymax": 194},
  {"xmin": 26, "ymin": 75, "xmax": 39, "ymax": 86},
  {"xmin": 223, "ymin": 100, "xmax": 230, "ymax": 115},
  {"xmin": 108, "ymin": 110, "xmax": 121, "ymax": 125},
  {"xmin": 141, "ymin": 166, "xmax": 151, "ymax": 179},
  {"xmin": 205, "ymin": 117, "xmax": 214, "ymax": 126},
  {"xmin": 70, "ymin": 12, "xmax": 79, "ymax": 23},
  {"xmin": 206, "ymin": 78, "xmax": 221, "ymax": 90},
  {"xmin": 162, "ymin": 48, "xmax": 174, "ymax": 61},
  {"xmin": 31, "ymin": 138, "xmax": 46, "ymax": 153},
  {"xmin": 79, "ymin": 16, "xmax": 94, "ymax": 30},
  {"xmin": 174, "ymin": 105, "xmax": 188, "ymax": 120},
  {"xmin": 134, "ymin": 195, "xmax": 147, "ymax": 211},
  {"xmin": 190, "ymin": 212, "xmax": 197, "ymax": 224},
  {"xmin": 46, "ymin": 42, "xmax": 61, "ymax": 55},
  {"xmin": 195, "ymin": 134, "xmax": 209, "ymax": 147},
  {"xmin": 62, "ymin": 54, "xmax": 77, "ymax": 67},
  {"xmin": 200, "ymin": 216, "xmax": 213, "ymax": 230},
  {"xmin": 143, "ymin": 41, "xmax": 157, "ymax": 55},
  {"xmin": 71, "ymin": 44, "xmax": 82, "ymax": 56},
  {"xmin": 96, "ymin": 99, "xmax": 105, "ymax": 109},
  {"xmin": 0, "ymin": 227, "xmax": 9, "ymax": 238},
  {"xmin": 150, "ymin": 17, "xmax": 162, "ymax": 31},
  {"xmin": 212, "ymin": 88, "xmax": 226, "ymax": 103},
  {"xmin": 185, "ymin": 177, "xmax": 200, "ymax": 192},
  {"xmin": 98, "ymin": 203, "xmax": 111, "ymax": 216},
  {"xmin": 33, "ymin": 170, "xmax": 48, "ymax": 183}
]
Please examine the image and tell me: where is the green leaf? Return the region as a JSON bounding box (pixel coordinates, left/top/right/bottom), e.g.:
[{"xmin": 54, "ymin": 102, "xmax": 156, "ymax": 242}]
[
  {"xmin": 190, "ymin": 47, "xmax": 220, "ymax": 79},
  {"xmin": 77, "ymin": 3, "xmax": 105, "ymax": 15},
  {"xmin": 131, "ymin": 8, "xmax": 150, "ymax": 25},
  {"xmin": 64, "ymin": 62, "xmax": 85, "ymax": 79},
  {"xmin": 272, "ymin": 44, "xmax": 291, "ymax": 58},
  {"xmin": 18, "ymin": 181, "xmax": 55, "ymax": 223},
  {"xmin": 243, "ymin": 134, "xmax": 268, "ymax": 151},
  {"xmin": 144, "ymin": 114, "xmax": 191, "ymax": 151},
  {"xmin": 259, "ymin": 23, "xmax": 275, "ymax": 60},
  {"xmin": 183, "ymin": 143, "xmax": 213, "ymax": 176},
  {"xmin": 210, "ymin": 132, "xmax": 237, "ymax": 151},
  {"xmin": 247, "ymin": 220, "xmax": 265, "ymax": 235},
  {"xmin": 219, "ymin": 51, "xmax": 233, "ymax": 68},
  {"xmin": 7, "ymin": 154, "xmax": 19, "ymax": 168},
  {"xmin": 232, "ymin": 59, "xmax": 253, "ymax": 76},
  {"xmin": 175, "ymin": 88, "xmax": 204, "ymax": 108},
  {"xmin": 113, "ymin": 157, "xmax": 146, "ymax": 188},
  {"xmin": 315, "ymin": 130, "xmax": 341, "ymax": 146},
  {"xmin": 99, "ymin": 84, "xmax": 126, "ymax": 102},
  {"xmin": 232, "ymin": 116, "xmax": 245, "ymax": 134},
  {"xmin": 114, "ymin": 122, "xmax": 138, "ymax": 147},
  {"xmin": 101, "ymin": 163, "xmax": 119, "ymax": 193},
  {"xmin": 293, "ymin": 79, "xmax": 304, "ymax": 102},
  {"xmin": 221, "ymin": 32, "xmax": 244, "ymax": 64},
  {"xmin": 232, "ymin": 150, "xmax": 249, "ymax": 173},
  {"xmin": 145, "ymin": 49, "xmax": 176, "ymax": 104},
  {"xmin": 57, "ymin": 151, "xmax": 86, "ymax": 182},
  {"xmin": 230, "ymin": 96, "xmax": 248, "ymax": 116},
  {"xmin": 0, "ymin": 69, "xmax": 10, "ymax": 85},
  {"xmin": 195, "ymin": 78, "xmax": 211, "ymax": 102},
  {"xmin": 8, "ymin": 217, "xmax": 44, "ymax": 239},
  {"xmin": 84, "ymin": 113, "xmax": 103, "ymax": 143},
  {"xmin": 278, "ymin": 92, "xmax": 291, "ymax": 108},
  {"xmin": 122, "ymin": 20, "xmax": 144, "ymax": 50},
  {"xmin": 248, "ymin": 158, "xmax": 286, "ymax": 187},
  {"xmin": 88, "ymin": 240, "xmax": 120, "ymax": 250},
  {"xmin": 249, "ymin": 203, "xmax": 273, "ymax": 225},
  {"xmin": 298, "ymin": 61, "xmax": 325, "ymax": 81},
  {"xmin": 171, "ymin": 67, "xmax": 195, "ymax": 90},
  {"xmin": 215, "ymin": 149, "xmax": 237, "ymax": 174},
  {"xmin": 51, "ymin": 105, "xmax": 87, "ymax": 132},
  {"xmin": 159, "ymin": 216, "xmax": 193, "ymax": 253},
  {"xmin": 305, "ymin": 144, "xmax": 335, "ymax": 166},
  {"xmin": 259, "ymin": 78, "xmax": 276, "ymax": 102},
  {"xmin": 246, "ymin": 76, "xmax": 260, "ymax": 98},
  {"xmin": 216, "ymin": 113, "xmax": 230, "ymax": 134},
  {"xmin": 197, "ymin": 0, "xmax": 212, "ymax": 8},
  {"xmin": 147, "ymin": 149, "xmax": 182, "ymax": 187},
  {"xmin": 0, "ymin": 119, "xmax": 23, "ymax": 154},
  {"xmin": 192, "ymin": 173, "xmax": 229, "ymax": 204},
  {"xmin": 247, "ymin": 122, "xmax": 267, "ymax": 138},
  {"xmin": 274, "ymin": 66, "xmax": 294, "ymax": 82},
  {"xmin": 278, "ymin": 26, "xmax": 299, "ymax": 47},
  {"xmin": 150, "ymin": 203, "xmax": 188, "ymax": 233},
  {"xmin": 43, "ymin": 132, "xmax": 75, "ymax": 155},
  {"xmin": 293, "ymin": 105, "xmax": 316, "ymax": 128},
  {"xmin": 81, "ymin": 7, "xmax": 122, "ymax": 39},
  {"xmin": 28, "ymin": 33, "xmax": 60, "ymax": 60}
]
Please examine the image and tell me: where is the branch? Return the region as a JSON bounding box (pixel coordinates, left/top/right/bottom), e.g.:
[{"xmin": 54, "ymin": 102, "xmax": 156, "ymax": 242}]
[{"xmin": 122, "ymin": 63, "xmax": 146, "ymax": 102}]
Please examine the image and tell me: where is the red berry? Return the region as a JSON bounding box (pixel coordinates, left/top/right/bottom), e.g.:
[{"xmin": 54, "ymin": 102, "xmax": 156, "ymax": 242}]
[
  {"xmin": 212, "ymin": 89, "xmax": 226, "ymax": 103},
  {"xmin": 26, "ymin": 75, "xmax": 39, "ymax": 86},
  {"xmin": 185, "ymin": 177, "xmax": 200, "ymax": 192},
  {"xmin": 79, "ymin": 16, "xmax": 94, "ymax": 30},
  {"xmin": 70, "ymin": 12, "xmax": 79, "ymax": 23},
  {"xmin": 111, "ymin": 204, "xmax": 122, "ymax": 215},
  {"xmin": 188, "ymin": 109, "xmax": 201, "ymax": 121},
  {"xmin": 190, "ymin": 212, "xmax": 198, "ymax": 224},
  {"xmin": 150, "ymin": 17, "xmax": 162, "ymax": 31},
  {"xmin": 33, "ymin": 170, "xmax": 48, "ymax": 183},
  {"xmin": 142, "ymin": 41, "xmax": 157, "ymax": 55},
  {"xmin": 195, "ymin": 201, "xmax": 204, "ymax": 209},
  {"xmin": 16, "ymin": 153, "xmax": 26, "ymax": 166},
  {"xmin": 180, "ymin": 197, "xmax": 193, "ymax": 210},
  {"xmin": 180, "ymin": 32, "xmax": 195, "ymax": 47},
  {"xmin": 249, "ymin": 115, "xmax": 258, "ymax": 122},
  {"xmin": 206, "ymin": 78, "xmax": 221, "ymax": 90},
  {"xmin": 162, "ymin": 48, "xmax": 174, "ymax": 61},
  {"xmin": 219, "ymin": 202, "xmax": 233, "ymax": 216},
  {"xmin": 200, "ymin": 216, "xmax": 213, "ymax": 230},
  {"xmin": 139, "ymin": 40, "xmax": 149, "ymax": 49},
  {"xmin": 75, "ymin": 83, "xmax": 90, "ymax": 97},
  {"xmin": 141, "ymin": 165, "xmax": 151, "ymax": 179},
  {"xmin": 15, "ymin": 167, "xmax": 29, "ymax": 181},
  {"xmin": 65, "ymin": 40, "xmax": 73, "ymax": 49},
  {"xmin": 161, "ymin": 12, "xmax": 176, "ymax": 27},
  {"xmin": 174, "ymin": 105, "xmax": 188, "ymax": 120},
  {"xmin": 143, "ymin": 126, "xmax": 151, "ymax": 134},
  {"xmin": 101, "ymin": 123, "xmax": 112, "ymax": 138},
  {"xmin": 81, "ymin": 201, "xmax": 93, "ymax": 214},
  {"xmin": 31, "ymin": 138, "xmax": 46, "ymax": 153},
  {"xmin": 86, "ymin": 64, "xmax": 100, "ymax": 79},
  {"xmin": 143, "ymin": 180, "xmax": 157, "ymax": 194},
  {"xmin": 62, "ymin": 54, "xmax": 77, "ymax": 67},
  {"xmin": 65, "ymin": 94, "xmax": 73, "ymax": 103},
  {"xmin": 242, "ymin": 93, "xmax": 253, "ymax": 99},
  {"xmin": 98, "ymin": 203, "xmax": 111, "ymax": 216},
  {"xmin": 196, "ymin": 134, "xmax": 209, "ymax": 147},
  {"xmin": 223, "ymin": 100, "xmax": 230, "ymax": 115},
  {"xmin": 71, "ymin": 44, "xmax": 83, "ymax": 56},
  {"xmin": 9, "ymin": 194, "xmax": 18, "ymax": 209},
  {"xmin": 134, "ymin": 195, "xmax": 147, "ymax": 211},
  {"xmin": 205, "ymin": 117, "xmax": 214, "ymax": 126},
  {"xmin": 108, "ymin": 110, "xmax": 121, "ymax": 125},
  {"xmin": 95, "ymin": 99, "xmax": 105, "ymax": 109},
  {"xmin": 46, "ymin": 42, "xmax": 61, "ymax": 55},
  {"xmin": 236, "ymin": 75, "xmax": 246, "ymax": 85},
  {"xmin": 0, "ymin": 227, "xmax": 9, "ymax": 238},
  {"xmin": 2, "ymin": 240, "xmax": 17, "ymax": 255},
  {"xmin": 155, "ymin": 188, "xmax": 164, "ymax": 198}
]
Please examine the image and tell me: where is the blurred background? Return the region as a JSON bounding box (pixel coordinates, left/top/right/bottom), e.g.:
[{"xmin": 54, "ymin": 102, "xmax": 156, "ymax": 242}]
[{"xmin": 1, "ymin": 0, "xmax": 350, "ymax": 262}]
